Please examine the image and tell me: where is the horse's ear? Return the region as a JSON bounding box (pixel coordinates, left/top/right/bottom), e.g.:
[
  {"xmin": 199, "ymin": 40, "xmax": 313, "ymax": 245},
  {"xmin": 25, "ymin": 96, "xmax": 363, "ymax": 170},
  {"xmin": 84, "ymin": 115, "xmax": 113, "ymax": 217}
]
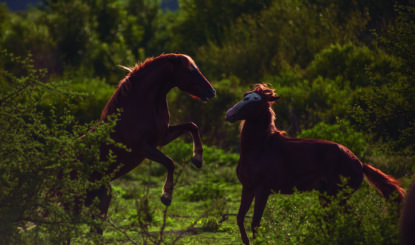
[{"xmin": 269, "ymin": 96, "xmax": 280, "ymax": 102}]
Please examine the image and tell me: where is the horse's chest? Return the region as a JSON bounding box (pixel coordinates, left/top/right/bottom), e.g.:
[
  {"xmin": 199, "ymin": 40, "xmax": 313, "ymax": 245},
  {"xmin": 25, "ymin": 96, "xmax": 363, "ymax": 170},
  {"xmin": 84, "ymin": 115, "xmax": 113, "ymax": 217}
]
[
  {"xmin": 237, "ymin": 166, "xmax": 255, "ymax": 188},
  {"xmin": 147, "ymin": 114, "xmax": 169, "ymax": 144},
  {"xmin": 237, "ymin": 153, "xmax": 285, "ymax": 189},
  {"xmin": 116, "ymin": 110, "xmax": 169, "ymax": 147},
  {"xmin": 237, "ymin": 160, "xmax": 268, "ymax": 189}
]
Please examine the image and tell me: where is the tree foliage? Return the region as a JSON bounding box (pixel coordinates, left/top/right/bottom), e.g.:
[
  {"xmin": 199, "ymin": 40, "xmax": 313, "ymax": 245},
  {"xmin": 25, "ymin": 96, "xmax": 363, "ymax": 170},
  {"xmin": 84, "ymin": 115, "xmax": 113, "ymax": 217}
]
[{"xmin": 352, "ymin": 5, "xmax": 415, "ymax": 153}]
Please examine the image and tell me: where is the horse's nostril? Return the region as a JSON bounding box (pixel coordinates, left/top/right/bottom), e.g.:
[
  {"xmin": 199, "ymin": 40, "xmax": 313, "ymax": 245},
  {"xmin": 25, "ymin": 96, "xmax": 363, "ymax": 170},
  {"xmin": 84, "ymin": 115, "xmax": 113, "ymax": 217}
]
[
  {"xmin": 209, "ymin": 89, "xmax": 216, "ymax": 97},
  {"xmin": 204, "ymin": 89, "xmax": 216, "ymax": 99}
]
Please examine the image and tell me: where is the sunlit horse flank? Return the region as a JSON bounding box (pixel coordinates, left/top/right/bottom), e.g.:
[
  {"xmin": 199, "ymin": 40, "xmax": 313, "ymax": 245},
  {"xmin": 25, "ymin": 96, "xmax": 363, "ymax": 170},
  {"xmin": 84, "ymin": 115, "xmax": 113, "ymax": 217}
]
[
  {"xmin": 82, "ymin": 53, "xmax": 215, "ymax": 232},
  {"xmin": 225, "ymin": 84, "xmax": 405, "ymax": 245}
]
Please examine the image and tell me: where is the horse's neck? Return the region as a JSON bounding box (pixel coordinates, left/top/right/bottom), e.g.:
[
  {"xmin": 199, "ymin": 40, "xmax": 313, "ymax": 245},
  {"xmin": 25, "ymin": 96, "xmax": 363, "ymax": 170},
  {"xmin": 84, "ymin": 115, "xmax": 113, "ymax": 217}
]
[
  {"xmin": 126, "ymin": 66, "xmax": 173, "ymax": 112},
  {"xmin": 240, "ymin": 108, "xmax": 277, "ymax": 153},
  {"xmin": 137, "ymin": 64, "xmax": 173, "ymax": 97}
]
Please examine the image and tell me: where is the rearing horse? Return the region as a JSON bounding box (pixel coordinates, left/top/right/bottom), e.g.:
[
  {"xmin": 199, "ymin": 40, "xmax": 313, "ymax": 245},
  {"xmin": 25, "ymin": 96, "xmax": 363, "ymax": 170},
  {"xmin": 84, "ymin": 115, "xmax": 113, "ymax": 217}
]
[
  {"xmin": 225, "ymin": 84, "xmax": 405, "ymax": 245},
  {"xmin": 85, "ymin": 53, "xmax": 215, "ymax": 222}
]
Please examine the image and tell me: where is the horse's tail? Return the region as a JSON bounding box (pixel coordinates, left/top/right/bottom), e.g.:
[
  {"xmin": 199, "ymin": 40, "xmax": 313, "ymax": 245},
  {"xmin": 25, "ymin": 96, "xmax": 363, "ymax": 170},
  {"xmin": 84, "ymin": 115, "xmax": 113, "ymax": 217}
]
[{"xmin": 363, "ymin": 163, "xmax": 406, "ymax": 203}]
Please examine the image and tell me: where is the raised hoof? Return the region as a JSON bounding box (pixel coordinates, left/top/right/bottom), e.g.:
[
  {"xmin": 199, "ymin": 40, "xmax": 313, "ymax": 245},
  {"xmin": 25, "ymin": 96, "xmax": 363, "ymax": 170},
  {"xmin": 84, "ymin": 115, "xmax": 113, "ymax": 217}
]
[
  {"xmin": 192, "ymin": 156, "xmax": 203, "ymax": 168},
  {"xmin": 160, "ymin": 194, "xmax": 172, "ymax": 206}
]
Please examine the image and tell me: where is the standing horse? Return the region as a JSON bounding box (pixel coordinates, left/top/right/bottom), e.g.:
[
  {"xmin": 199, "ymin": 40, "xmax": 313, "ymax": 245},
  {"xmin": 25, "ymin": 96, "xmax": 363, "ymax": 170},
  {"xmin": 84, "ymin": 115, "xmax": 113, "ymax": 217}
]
[
  {"xmin": 82, "ymin": 53, "xmax": 215, "ymax": 227},
  {"xmin": 225, "ymin": 84, "xmax": 405, "ymax": 245}
]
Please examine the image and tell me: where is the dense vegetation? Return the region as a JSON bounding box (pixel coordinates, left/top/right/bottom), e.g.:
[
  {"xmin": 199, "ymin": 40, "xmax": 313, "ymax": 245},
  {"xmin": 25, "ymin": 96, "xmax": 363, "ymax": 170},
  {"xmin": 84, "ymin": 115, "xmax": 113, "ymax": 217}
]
[{"xmin": 0, "ymin": 0, "xmax": 414, "ymax": 244}]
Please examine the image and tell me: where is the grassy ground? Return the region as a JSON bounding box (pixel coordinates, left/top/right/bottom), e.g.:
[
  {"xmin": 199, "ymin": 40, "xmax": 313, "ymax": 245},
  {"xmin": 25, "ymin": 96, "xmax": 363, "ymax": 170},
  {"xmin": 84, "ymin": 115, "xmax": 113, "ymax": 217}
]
[
  {"xmin": 106, "ymin": 167, "xmax": 244, "ymax": 244},
  {"xmin": 103, "ymin": 141, "xmax": 245, "ymax": 244}
]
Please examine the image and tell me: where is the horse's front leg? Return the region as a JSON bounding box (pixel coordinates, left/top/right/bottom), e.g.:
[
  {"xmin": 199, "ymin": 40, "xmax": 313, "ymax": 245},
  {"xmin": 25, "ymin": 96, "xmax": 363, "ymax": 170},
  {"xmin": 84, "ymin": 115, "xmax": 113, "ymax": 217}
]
[
  {"xmin": 161, "ymin": 123, "xmax": 204, "ymax": 168},
  {"xmin": 251, "ymin": 188, "xmax": 270, "ymax": 240},
  {"xmin": 142, "ymin": 143, "xmax": 175, "ymax": 206},
  {"xmin": 238, "ymin": 186, "xmax": 255, "ymax": 245}
]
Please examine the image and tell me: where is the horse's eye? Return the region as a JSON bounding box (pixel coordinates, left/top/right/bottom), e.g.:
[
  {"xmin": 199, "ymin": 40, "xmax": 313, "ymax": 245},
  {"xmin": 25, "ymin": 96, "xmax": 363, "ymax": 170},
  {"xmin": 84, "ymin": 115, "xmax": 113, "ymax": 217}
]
[
  {"xmin": 254, "ymin": 97, "xmax": 259, "ymax": 100},
  {"xmin": 244, "ymin": 97, "xmax": 249, "ymax": 101}
]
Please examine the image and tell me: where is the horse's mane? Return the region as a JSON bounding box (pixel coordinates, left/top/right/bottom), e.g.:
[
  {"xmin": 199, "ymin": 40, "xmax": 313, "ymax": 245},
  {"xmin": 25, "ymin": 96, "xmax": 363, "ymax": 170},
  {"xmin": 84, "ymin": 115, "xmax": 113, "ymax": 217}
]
[
  {"xmin": 248, "ymin": 83, "xmax": 278, "ymax": 100},
  {"xmin": 243, "ymin": 83, "xmax": 286, "ymax": 136},
  {"xmin": 100, "ymin": 54, "xmax": 178, "ymax": 120}
]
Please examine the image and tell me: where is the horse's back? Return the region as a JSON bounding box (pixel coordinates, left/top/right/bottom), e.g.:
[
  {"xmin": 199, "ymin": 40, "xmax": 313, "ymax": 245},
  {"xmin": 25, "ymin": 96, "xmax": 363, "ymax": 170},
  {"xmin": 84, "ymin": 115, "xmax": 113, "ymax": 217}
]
[{"xmin": 269, "ymin": 136, "xmax": 364, "ymax": 193}]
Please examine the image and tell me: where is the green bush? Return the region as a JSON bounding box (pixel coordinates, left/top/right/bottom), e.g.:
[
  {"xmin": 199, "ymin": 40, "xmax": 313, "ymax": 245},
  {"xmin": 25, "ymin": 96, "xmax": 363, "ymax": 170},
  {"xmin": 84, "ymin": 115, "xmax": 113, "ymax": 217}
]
[
  {"xmin": 267, "ymin": 76, "xmax": 354, "ymax": 136},
  {"xmin": 306, "ymin": 43, "xmax": 373, "ymax": 88},
  {"xmin": 306, "ymin": 43, "xmax": 399, "ymax": 89},
  {"xmin": 38, "ymin": 74, "xmax": 115, "ymax": 124},
  {"xmin": 0, "ymin": 7, "xmax": 59, "ymax": 75},
  {"xmin": 256, "ymin": 185, "xmax": 401, "ymax": 245},
  {"xmin": 351, "ymin": 6, "xmax": 415, "ymax": 154},
  {"xmin": 0, "ymin": 51, "xmax": 119, "ymax": 244}
]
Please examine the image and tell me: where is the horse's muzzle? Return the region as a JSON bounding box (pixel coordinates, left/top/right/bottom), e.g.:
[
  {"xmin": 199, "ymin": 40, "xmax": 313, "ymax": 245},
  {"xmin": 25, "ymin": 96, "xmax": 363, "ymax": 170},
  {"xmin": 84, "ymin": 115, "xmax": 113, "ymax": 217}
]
[
  {"xmin": 201, "ymin": 89, "xmax": 216, "ymax": 101},
  {"xmin": 225, "ymin": 109, "xmax": 238, "ymax": 123},
  {"xmin": 225, "ymin": 115, "xmax": 237, "ymax": 123}
]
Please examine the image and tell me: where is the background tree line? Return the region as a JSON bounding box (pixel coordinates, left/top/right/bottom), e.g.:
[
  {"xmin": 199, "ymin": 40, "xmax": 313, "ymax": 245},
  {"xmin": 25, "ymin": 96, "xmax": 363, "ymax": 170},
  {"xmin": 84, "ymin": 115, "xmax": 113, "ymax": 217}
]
[{"xmin": 0, "ymin": 0, "xmax": 414, "ymax": 243}]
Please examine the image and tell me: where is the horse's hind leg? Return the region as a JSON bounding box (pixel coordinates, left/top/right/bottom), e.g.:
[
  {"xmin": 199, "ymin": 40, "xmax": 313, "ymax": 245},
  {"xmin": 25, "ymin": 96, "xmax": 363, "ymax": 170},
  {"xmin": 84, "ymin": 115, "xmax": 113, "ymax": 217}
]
[
  {"xmin": 85, "ymin": 184, "xmax": 112, "ymax": 235},
  {"xmin": 161, "ymin": 123, "xmax": 204, "ymax": 168}
]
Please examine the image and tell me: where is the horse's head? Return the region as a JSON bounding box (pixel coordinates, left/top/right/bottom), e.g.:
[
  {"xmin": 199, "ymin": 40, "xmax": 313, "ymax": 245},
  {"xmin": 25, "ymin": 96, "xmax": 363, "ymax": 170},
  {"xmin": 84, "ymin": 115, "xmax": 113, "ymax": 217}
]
[
  {"xmin": 167, "ymin": 54, "xmax": 216, "ymax": 101},
  {"xmin": 226, "ymin": 84, "xmax": 280, "ymax": 123}
]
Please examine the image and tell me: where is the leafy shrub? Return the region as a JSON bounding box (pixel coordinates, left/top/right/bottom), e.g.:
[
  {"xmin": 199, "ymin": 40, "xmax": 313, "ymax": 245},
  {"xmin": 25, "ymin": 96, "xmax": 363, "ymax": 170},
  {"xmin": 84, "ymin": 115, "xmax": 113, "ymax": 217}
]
[
  {"xmin": 256, "ymin": 185, "xmax": 401, "ymax": 245},
  {"xmin": 0, "ymin": 51, "xmax": 118, "ymax": 244},
  {"xmin": 267, "ymin": 76, "xmax": 354, "ymax": 136},
  {"xmin": 306, "ymin": 43, "xmax": 373, "ymax": 88},
  {"xmin": 203, "ymin": 144, "xmax": 239, "ymax": 167},
  {"xmin": 0, "ymin": 7, "xmax": 59, "ymax": 75},
  {"xmin": 306, "ymin": 43, "xmax": 399, "ymax": 89},
  {"xmin": 351, "ymin": 6, "xmax": 415, "ymax": 154},
  {"xmin": 38, "ymin": 75, "xmax": 115, "ymax": 124}
]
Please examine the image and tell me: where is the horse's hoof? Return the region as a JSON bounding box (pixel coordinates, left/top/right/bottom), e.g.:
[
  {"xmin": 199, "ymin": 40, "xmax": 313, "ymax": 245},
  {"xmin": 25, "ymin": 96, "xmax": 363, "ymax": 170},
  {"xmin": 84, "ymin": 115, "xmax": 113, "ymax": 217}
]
[
  {"xmin": 160, "ymin": 194, "xmax": 172, "ymax": 206},
  {"xmin": 192, "ymin": 156, "xmax": 203, "ymax": 168}
]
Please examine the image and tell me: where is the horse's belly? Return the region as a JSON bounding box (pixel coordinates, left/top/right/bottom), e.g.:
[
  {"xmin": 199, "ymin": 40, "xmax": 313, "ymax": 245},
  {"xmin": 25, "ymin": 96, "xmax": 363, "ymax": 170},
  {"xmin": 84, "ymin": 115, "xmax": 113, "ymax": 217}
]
[
  {"xmin": 238, "ymin": 163, "xmax": 284, "ymax": 191},
  {"xmin": 112, "ymin": 153, "xmax": 145, "ymax": 180},
  {"xmin": 100, "ymin": 143, "xmax": 146, "ymax": 180},
  {"xmin": 112, "ymin": 155, "xmax": 145, "ymax": 180}
]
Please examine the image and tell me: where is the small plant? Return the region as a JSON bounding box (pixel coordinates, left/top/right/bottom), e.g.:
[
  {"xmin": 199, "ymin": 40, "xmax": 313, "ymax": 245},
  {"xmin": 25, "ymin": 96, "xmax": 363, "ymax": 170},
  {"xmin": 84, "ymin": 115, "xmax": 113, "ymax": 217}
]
[
  {"xmin": 198, "ymin": 217, "xmax": 220, "ymax": 232},
  {"xmin": 182, "ymin": 180, "xmax": 225, "ymax": 202}
]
